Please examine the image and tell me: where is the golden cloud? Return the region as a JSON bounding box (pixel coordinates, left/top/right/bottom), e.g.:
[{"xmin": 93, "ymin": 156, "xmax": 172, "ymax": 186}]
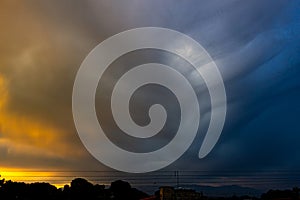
[{"xmin": 0, "ymin": 74, "xmax": 82, "ymax": 161}]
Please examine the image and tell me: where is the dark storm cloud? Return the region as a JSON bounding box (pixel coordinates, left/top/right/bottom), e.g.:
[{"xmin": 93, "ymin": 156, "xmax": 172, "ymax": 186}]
[
  {"xmin": 96, "ymin": 0, "xmax": 300, "ymax": 174},
  {"xmin": 108, "ymin": 0, "xmax": 300, "ymax": 179},
  {"xmin": 195, "ymin": 1, "xmax": 300, "ymax": 173}
]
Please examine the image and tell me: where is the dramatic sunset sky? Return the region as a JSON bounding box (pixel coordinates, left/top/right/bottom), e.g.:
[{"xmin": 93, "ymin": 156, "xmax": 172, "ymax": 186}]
[{"xmin": 1, "ymin": 0, "xmax": 300, "ymax": 189}]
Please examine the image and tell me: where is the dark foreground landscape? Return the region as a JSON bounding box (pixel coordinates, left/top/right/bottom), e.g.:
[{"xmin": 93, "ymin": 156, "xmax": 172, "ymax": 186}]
[{"xmin": 0, "ymin": 177, "xmax": 299, "ymax": 200}]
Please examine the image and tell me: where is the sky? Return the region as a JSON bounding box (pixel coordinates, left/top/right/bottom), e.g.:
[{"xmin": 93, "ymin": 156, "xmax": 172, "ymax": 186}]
[{"xmin": 0, "ymin": 0, "xmax": 300, "ymax": 189}]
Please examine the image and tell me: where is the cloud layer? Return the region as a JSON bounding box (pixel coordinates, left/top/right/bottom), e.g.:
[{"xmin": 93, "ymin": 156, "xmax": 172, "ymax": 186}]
[{"xmin": 0, "ymin": 0, "xmax": 299, "ymax": 188}]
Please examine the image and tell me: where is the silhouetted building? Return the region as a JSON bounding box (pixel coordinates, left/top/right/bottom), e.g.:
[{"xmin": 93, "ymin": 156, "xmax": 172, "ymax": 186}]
[
  {"xmin": 175, "ymin": 188, "xmax": 203, "ymax": 200},
  {"xmin": 159, "ymin": 186, "xmax": 204, "ymax": 200},
  {"xmin": 140, "ymin": 195, "xmax": 158, "ymax": 200},
  {"xmin": 160, "ymin": 186, "xmax": 176, "ymax": 200}
]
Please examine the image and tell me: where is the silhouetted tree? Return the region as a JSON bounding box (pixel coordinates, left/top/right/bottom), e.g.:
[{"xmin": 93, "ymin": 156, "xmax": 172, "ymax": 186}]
[
  {"xmin": 0, "ymin": 178, "xmax": 4, "ymax": 187},
  {"xmin": 110, "ymin": 180, "xmax": 148, "ymax": 200},
  {"xmin": 110, "ymin": 180, "xmax": 131, "ymax": 200},
  {"xmin": 1, "ymin": 180, "xmax": 27, "ymax": 200},
  {"xmin": 28, "ymin": 182, "xmax": 58, "ymax": 200},
  {"xmin": 70, "ymin": 178, "xmax": 95, "ymax": 199},
  {"xmin": 94, "ymin": 184, "xmax": 107, "ymax": 200},
  {"xmin": 62, "ymin": 184, "xmax": 71, "ymax": 200},
  {"xmin": 261, "ymin": 188, "xmax": 299, "ymax": 200}
]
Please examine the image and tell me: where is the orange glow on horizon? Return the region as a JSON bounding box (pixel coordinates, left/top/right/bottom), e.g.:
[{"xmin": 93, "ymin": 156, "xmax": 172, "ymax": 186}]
[
  {"xmin": 0, "ymin": 74, "xmax": 87, "ymax": 189},
  {"xmin": 0, "ymin": 169, "xmax": 71, "ymax": 188}
]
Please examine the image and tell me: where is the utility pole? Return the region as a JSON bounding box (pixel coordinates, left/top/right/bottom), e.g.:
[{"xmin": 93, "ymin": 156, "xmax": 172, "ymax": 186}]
[{"xmin": 175, "ymin": 171, "xmax": 179, "ymax": 188}]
